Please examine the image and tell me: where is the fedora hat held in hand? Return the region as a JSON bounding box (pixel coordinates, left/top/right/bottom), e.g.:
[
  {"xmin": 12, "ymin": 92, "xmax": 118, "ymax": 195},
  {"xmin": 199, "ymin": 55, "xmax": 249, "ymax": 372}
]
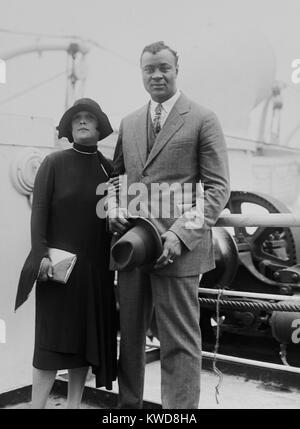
[
  {"xmin": 111, "ymin": 217, "xmax": 163, "ymax": 271},
  {"xmin": 57, "ymin": 98, "xmax": 113, "ymax": 142}
]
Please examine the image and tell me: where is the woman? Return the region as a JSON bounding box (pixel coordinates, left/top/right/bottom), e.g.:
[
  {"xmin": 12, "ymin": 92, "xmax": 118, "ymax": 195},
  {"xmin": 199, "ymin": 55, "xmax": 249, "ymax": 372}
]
[{"xmin": 15, "ymin": 98, "xmax": 117, "ymax": 409}]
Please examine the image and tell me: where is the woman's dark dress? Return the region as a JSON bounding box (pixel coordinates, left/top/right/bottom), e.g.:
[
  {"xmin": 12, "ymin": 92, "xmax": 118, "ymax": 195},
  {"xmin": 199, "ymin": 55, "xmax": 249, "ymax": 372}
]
[{"xmin": 16, "ymin": 148, "xmax": 117, "ymax": 389}]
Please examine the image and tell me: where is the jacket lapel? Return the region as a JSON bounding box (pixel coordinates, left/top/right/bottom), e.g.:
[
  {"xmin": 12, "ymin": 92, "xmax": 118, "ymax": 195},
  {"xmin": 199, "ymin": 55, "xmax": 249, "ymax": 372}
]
[
  {"xmin": 143, "ymin": 94, "xmax": 190, "ymax": 170},
  {"xmin": 133, "ymin": 104, "xmax": 149, "ymax": 167}
]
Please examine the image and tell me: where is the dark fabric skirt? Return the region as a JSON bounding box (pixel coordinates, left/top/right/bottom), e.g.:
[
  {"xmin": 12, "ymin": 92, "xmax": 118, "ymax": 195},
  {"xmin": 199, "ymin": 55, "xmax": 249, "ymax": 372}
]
[
  {"xmin": 33, "ymin": 251, "xmax": 118, "ymax": 390},
  {"xmin": 33, "ymin": 347, "xmax": 90, "ymax": 370}
]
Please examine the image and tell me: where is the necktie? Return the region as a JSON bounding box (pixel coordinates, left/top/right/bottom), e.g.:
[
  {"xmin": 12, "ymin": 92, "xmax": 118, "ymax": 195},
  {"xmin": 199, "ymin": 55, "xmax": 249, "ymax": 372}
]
[{"xmin": 153, "ymin": 103, "xmax": 162, "ymax": 135}]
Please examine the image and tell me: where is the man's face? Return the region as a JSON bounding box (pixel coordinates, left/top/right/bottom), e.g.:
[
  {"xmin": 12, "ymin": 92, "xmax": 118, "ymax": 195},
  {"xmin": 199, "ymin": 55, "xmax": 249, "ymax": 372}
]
[
  {"xmin": 141, "ymin": 49, "xmax": 178, "ymax": 103},
  {"xmin": 71, "ymin": 111, "xmax": 99, "ymax": 145}
]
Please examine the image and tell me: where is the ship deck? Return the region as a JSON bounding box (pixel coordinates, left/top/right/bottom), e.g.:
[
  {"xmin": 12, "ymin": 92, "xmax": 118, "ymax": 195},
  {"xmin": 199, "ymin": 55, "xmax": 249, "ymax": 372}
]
[{"xmin": 3, "ymin": 343, "xmax": 300, "ymax": 409}]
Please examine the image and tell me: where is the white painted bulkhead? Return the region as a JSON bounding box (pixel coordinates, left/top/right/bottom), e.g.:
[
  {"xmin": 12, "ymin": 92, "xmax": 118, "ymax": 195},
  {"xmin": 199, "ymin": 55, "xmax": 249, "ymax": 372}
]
[{"xmin": 1, "ymin": 113, "xmax": 300, "ymax": 395}]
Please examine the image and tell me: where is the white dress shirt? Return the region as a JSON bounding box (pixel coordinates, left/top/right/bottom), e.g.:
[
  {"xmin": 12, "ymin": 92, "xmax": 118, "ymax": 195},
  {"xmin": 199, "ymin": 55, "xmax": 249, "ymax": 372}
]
[{"xmin": 150, "ymin": 89, "xmax": 181, "ymax": 128}]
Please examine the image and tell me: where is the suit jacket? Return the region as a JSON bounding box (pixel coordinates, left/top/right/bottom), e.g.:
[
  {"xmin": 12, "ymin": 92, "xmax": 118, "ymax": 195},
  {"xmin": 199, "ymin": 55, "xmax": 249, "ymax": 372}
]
[{"xmin": 111, "ymin": 93, "xmax": 230, "ymax": 276}]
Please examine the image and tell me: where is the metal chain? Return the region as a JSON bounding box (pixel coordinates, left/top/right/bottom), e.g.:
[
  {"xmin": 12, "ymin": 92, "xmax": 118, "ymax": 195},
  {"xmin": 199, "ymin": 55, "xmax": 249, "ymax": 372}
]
[{"xmin": 199, "ymin": 297, "xmax": 300, "ymax": 312}]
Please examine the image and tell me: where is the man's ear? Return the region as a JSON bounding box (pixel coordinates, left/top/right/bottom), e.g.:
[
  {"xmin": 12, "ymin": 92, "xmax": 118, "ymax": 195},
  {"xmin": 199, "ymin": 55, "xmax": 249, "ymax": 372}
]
[{"xmin": 176, "ymin": 65, "xmax": 179, "ymax": 76}]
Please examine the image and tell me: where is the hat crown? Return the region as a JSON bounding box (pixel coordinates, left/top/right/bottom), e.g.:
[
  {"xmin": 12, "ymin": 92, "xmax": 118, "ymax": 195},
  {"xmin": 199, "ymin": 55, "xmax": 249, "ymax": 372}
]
[
  {"xmin": 111, "ymin": 217, "xmax": 163, "ymax": 271},
  {"xmin": 73, "ymin": 98, "xmax": 102, "ymax": 112}
]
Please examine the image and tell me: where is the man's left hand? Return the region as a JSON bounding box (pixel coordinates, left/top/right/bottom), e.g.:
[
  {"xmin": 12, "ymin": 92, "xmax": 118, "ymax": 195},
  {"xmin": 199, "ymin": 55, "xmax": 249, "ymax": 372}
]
[{"xmin": 154, "ymin": 231, "xmax": 182, "ymax": 270}]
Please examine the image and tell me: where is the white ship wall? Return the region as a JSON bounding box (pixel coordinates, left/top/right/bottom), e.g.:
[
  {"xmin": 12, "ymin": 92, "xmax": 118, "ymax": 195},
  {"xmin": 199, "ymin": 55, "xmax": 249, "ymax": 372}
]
[
  {"xmin": 0, "ymin": 114, "xmax": 55, "ymax": 394},
  {"xmin": 0, "ymin": 118, "xmax": 116, "ymax": 394},
  {"xmin": 226, "ymin": 135, "xmax": 300, "ymax": 210}
]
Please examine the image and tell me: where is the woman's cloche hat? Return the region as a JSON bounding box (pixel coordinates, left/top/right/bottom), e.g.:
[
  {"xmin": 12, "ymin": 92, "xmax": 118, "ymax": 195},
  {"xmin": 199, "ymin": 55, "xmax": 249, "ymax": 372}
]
[
  {"xmin": 111, "ymin": 217, "xmax": 163, "ymax": 271},
  {"xmin": 57, "ymin": 98, "xmax": 113, "ymax": 142}
]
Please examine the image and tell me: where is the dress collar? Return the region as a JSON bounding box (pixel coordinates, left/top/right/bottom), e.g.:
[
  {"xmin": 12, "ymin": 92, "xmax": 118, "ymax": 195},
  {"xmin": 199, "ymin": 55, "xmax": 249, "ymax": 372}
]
[{"xmin": 72, "ymin": 142, "xmax": 98, "ymax": 154}]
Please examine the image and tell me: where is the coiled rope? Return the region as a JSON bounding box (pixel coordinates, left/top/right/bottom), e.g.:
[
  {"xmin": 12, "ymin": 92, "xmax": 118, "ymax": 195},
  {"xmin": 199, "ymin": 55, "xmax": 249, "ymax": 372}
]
[{"xmin": 199, "ymin": 298, "xmax": 300, "ymax": 312}]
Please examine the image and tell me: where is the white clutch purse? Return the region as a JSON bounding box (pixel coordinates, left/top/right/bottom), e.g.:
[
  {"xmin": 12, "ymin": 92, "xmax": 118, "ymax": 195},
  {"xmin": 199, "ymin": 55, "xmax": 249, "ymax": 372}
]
[{"xmin": 48, "ymin": 248, "xmax": 77, "ymax": 284}]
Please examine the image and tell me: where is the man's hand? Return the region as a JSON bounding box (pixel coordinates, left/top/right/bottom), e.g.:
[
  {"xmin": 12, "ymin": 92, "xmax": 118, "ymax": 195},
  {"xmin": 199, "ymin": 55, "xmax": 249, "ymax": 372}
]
[
  {"xmin": 37, "ymin": 257, "xmax": 53, "ymax": 282},
  {"xmin": 154, "ymin": 231, "xmax": 182, "ymax": 270},
  {"xmin": 108, "ymin": 207, "xmax": 131, "ymax": 235}
]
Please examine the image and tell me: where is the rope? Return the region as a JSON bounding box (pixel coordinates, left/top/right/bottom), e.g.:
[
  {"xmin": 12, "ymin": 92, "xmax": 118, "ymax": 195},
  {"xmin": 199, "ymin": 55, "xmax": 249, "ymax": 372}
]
[
  {"xmin": 212, "ymin": 290, "xmax": 224, "ymax": 404},
  {"xmin": 199, "ymin": 297, "xmax": 300, "ymax": 312},
  {"xmin": 279, "ymin": 343, "xmax": 290, "ymax": 366}
]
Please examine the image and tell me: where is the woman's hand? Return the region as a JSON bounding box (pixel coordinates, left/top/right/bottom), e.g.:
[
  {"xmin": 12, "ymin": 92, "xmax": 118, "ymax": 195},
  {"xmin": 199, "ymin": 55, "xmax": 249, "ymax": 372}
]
[
  {"xmin": 107, "ymin": 176, "xmax": 122, "ymax": 200},
  {"xmin": 37, "ymin": 257, "xmax": 53, "ymax": 282},
  {"xmin": 107, "ymin": 176, "xmax": 131, "ymax": 234},
  {"xmin": 108, "ymin": 176, "xmax": 122, "ymax": 192},
  {"xmin": 108, "ymin": 207, "xmax": 131, "ymax": 234}
]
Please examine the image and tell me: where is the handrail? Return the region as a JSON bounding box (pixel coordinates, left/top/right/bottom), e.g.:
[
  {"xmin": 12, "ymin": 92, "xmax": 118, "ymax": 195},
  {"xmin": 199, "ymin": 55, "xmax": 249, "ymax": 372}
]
[{"xmin": 216, "ymin": 213, "xmax": 300, "ymax": 227}]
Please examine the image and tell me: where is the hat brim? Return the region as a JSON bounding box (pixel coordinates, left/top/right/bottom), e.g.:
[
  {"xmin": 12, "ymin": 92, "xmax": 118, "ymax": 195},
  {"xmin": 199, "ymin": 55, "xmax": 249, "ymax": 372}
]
[{"xmin": 57, "ymin": 103, "xmax": 113, "ymax": 143}]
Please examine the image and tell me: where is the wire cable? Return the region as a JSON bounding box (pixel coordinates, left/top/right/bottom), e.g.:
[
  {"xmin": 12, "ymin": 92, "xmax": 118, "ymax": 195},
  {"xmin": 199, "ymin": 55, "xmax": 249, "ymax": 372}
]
[
  {"xmin": 0, "ymin": 28, "xmax": 135, "ymax": 66},
  {"xmin": 0, "ymin": 70, "xmax": 66, "ymax": 105},
  {"xmin": 0, "ymin": 27, "xmax": 82, "ymax": 39}
]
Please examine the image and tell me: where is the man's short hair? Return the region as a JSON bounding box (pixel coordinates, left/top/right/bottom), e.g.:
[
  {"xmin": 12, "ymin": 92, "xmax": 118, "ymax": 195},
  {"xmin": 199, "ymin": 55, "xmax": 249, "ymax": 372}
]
[{"xmin": 140, "ymin": 41, "xmax": 179, "ymax": 65}]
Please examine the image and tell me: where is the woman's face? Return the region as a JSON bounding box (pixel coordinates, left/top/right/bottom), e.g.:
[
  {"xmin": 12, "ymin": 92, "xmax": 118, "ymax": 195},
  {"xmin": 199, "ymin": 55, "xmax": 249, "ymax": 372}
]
[{"xmin": 71, "ymin": 110, "xmax": 99, "ymax": 145}]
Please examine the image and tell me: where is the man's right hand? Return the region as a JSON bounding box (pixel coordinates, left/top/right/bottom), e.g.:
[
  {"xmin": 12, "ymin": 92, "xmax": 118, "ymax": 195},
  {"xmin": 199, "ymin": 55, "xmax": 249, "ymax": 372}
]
[
  {"xmin": 37, "ymin": 257, "xmax": 53, "ymax": 282},
  {"xmin": 108, "ymin": 208, "xmax": 131, "ymax": 235}
]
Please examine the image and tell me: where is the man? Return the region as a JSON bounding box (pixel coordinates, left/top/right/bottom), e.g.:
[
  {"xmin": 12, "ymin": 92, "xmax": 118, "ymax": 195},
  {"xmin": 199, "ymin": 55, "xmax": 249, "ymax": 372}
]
[{"xmin": 108, "ymin": 41, "xmax": 230, "ymax": 409}]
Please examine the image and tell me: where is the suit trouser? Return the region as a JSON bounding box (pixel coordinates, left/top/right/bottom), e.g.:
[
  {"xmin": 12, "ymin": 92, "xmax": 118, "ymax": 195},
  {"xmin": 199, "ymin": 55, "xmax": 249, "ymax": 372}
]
[{"xmin": 117, "ymin": 268, "xmax": 202, "ymax": 409}]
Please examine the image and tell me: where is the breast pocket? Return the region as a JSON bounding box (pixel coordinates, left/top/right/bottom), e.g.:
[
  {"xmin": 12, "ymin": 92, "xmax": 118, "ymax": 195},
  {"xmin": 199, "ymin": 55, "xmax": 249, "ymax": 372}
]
[{"xmin": 168, "ymin": 139, "xmax": 194, "ymax": 150}]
